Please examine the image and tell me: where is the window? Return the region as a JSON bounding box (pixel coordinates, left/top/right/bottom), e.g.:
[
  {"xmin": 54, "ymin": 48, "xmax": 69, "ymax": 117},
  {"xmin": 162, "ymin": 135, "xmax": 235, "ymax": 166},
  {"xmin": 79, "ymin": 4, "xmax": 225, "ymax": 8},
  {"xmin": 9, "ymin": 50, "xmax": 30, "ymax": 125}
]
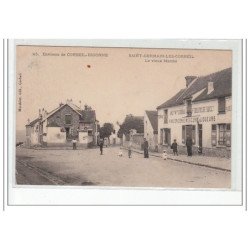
[
  {"xmin": 186, "ymin": 100, "xmax": 192, "ymax": 117},
  {"xmin": 88, "ymin": 130, "xmax": 93, "ymax": 136},
  {"xmin": 218, "ymin": 97, "xmax": 226, "ymax": 114},
  {"xmin": 218, "ymin": 124, "xmax": 231, "ymax": 146},
  {"xmin": 164, "ymin": 109, "xmax": 168, "ymax": 123},
  {"xmin": 65, "ymin": 114, "xmax": 72, "ymax": 125},
  {"xmin": 211, "ymin": 124, "xmax": 217, "ymax": 146}
]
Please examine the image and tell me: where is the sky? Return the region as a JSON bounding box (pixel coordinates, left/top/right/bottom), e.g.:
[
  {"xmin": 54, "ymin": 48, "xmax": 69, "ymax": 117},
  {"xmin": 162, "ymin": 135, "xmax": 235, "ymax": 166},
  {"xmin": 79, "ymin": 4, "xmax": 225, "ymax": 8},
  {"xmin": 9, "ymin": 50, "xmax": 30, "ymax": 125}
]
[{"xmin": 16, "ymin": 46, "xmax": 232, "ymax": 131}]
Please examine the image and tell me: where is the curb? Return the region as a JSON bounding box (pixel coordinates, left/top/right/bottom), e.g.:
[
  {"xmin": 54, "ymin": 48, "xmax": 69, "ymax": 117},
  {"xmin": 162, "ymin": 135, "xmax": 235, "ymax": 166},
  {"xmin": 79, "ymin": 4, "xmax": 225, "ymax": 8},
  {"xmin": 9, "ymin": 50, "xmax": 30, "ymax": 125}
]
[{"xmin": 122, "ymin": 147, "xmax": 230, "ymax": 172}]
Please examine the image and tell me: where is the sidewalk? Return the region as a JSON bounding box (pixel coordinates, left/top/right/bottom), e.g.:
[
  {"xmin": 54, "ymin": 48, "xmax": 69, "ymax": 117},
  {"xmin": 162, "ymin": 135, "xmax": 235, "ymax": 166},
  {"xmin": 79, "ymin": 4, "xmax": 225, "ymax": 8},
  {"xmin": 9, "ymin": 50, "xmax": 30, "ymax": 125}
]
[{"xmin": 123, "ymin": 147, "xmax": 231, "ymax": 172}]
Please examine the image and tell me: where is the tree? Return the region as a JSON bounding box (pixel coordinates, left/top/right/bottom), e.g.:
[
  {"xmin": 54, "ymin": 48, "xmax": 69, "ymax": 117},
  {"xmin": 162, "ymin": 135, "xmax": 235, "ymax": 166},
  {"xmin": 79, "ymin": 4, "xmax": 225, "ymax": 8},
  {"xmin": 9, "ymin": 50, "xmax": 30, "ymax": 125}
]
[
  {"xmin": 117, "ymin": 114, "xmax": 144, "ymax": 138},
  {"xmin": 99, "ymin": 123, "xmax": 114, "ymax": 139}
]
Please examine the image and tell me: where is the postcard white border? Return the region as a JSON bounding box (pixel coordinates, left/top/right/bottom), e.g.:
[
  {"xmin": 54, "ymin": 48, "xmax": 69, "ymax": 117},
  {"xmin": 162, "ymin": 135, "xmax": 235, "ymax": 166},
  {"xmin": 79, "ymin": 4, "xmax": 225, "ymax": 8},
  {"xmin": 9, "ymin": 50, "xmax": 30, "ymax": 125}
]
[{"xmin": 8, "ymin": 39, "xmax": 242, "ymax": 205}]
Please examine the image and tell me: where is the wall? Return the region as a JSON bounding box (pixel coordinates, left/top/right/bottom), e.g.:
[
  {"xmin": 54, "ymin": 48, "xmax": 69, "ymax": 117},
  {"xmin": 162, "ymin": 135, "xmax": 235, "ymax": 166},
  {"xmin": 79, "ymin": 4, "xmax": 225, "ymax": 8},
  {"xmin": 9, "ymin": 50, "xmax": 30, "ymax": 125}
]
[
  {"xmin": 47, "ymin": 104, "xmax": 80, "ymax": 137},
  {"xmin": 25, "ymin": 123, "xmax": 40, "ymax": 147},
  {"xmin": 78, "ymin": 131, "xmax": 88, "ymax": 144},
  {"xmin": 123, "ymin": 133, "xmax": 144, "ymax": 150},
  {"xmin": 158, "ymin": 97, "xmax": 232, "ymax": 157},
  {"xmin": 79, "ymin": 122, "xmax": 97, "ymax": 145},
  {"xmin": 47, "ymin": 127, "xmax": 66, "ymax": 144},
  {"xmin": 144, "ymin": 113, "xmax": 158, "ymax": 151}
]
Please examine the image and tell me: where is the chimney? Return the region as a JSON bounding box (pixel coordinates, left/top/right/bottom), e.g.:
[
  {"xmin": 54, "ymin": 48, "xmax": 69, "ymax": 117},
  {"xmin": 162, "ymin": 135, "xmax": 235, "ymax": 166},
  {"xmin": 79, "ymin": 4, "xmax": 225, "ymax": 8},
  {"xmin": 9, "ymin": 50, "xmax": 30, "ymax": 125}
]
[
  {"xmin": 207, "ymin": 81, "xmax": 214, "ymax": 94},
  {"xmin": 185, "ymin": 76, "xmax": 197, "ymax": 88},
  {"xmin": 59, "ymin": 102, "xmax": 63, "ymax": 107},
  {"xmin": 66, "ymin": 99, "xmax": 73, "ymax": 104},
  {"xmin": 27, "ymin": 118, "xmax": 30, "ymax": 124},
  {"xmin": 84, "ymin": 104, "xmax": 88, "ymax": 110}
]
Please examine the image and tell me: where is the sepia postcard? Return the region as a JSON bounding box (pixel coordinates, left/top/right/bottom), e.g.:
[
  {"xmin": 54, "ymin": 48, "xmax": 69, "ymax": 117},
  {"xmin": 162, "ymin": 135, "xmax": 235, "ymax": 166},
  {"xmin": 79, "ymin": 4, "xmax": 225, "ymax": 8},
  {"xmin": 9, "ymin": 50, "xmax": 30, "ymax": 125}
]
[{"xmin": 8, "ymin": 39, "xmax": 243, "ymax": 205}]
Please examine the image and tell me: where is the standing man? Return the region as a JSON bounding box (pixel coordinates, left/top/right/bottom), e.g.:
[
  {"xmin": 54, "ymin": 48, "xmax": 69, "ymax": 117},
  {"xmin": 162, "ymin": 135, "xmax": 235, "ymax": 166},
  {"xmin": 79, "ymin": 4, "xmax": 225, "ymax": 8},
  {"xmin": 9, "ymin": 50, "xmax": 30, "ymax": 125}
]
[
  {"xmin": 128, "ymin": 140, "xmax": 132, "ymax": 158},
  {"xmin": 143, "ymin": 138, "xmax": 149, "ymax": 158},
  {"xmin": 99, "ymin": 138, "xmax": 104, "ymax": 155},
  {"xmin": 186, "ymin": 135, "xmax": 193, "ymax": 156}
]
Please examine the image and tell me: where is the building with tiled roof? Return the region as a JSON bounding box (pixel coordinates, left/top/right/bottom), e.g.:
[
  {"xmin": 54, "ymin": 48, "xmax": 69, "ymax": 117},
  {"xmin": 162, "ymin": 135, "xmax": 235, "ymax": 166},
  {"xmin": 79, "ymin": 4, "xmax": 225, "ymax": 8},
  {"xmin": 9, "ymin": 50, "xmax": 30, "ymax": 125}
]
[
  {"xmin": 157, "ymin": 67, "xmax": 232, "ymax": 157},
  {"xmin": 25, "ymin": 100, "xmax": 99, "ymax": 147}
]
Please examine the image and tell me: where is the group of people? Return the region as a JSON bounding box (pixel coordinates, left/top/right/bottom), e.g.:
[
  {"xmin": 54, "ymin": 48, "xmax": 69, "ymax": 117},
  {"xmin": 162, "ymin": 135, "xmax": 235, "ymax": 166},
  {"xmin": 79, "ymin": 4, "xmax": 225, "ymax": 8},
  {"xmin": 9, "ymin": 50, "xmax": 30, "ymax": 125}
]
[
  {"xmin": 140, "ymin": 136, "xmax": 194, "ymax": 159},
  {"xmin": 74, "ymin": 135, "xmax": 194, "ymax": 159}
]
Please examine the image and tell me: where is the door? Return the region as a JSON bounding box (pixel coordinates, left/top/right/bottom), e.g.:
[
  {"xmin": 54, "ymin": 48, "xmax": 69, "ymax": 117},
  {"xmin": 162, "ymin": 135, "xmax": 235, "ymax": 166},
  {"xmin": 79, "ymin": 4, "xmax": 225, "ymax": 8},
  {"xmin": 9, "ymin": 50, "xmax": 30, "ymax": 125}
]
[
  {"xmin": 164, "ymin": 128, "xmax": 171, "ymax": 146},
  {"xmin": 198, "ymin": 124, "xmax": 202, "ymax": 148},
  {"xmin": 65, "ymin": 127, "xmax": 70, "ymax": 140},
  {"xmin": 186, "ymin": 125, "xmax": 193, "ymax": 139}
]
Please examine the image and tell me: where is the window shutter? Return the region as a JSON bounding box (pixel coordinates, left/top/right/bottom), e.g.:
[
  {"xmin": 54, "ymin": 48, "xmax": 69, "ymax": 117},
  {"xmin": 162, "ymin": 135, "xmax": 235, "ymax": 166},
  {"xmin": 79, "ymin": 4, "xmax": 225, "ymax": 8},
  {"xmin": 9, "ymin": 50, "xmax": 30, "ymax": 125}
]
[
  {"xmin": 211, "ymin": 124, "xmax": 217, "ymax": 146},
  {"xmin": 225, "ymin": 123, "xmax": 231, "ymax": 147},
  {"xmin": 218, "ymin": 97, "xmax": 226, "ymax": 113}
]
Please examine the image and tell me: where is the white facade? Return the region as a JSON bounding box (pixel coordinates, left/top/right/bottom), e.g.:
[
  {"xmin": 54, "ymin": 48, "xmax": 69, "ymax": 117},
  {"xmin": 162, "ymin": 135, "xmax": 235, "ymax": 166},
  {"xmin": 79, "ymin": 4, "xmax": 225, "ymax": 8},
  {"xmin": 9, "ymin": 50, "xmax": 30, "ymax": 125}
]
[
  {"xmin": 158, "ymin": 97, "xmax": 231, "ymax": 153},
  {"xmin": 144, "ymin": 112, "xmax": 158, "ymax": 151},
  {"xmin": 46, "ymin": 127, "xmax": 66, "ymax": 144}
]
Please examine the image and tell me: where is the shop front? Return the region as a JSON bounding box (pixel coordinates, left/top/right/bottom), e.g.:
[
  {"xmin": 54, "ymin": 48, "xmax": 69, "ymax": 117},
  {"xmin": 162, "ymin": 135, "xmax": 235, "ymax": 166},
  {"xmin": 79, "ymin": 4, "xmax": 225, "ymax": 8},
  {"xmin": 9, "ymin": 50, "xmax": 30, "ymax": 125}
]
[{"xmin": 158, "ymin": 97, "xmax": 231, "ymax": 157}]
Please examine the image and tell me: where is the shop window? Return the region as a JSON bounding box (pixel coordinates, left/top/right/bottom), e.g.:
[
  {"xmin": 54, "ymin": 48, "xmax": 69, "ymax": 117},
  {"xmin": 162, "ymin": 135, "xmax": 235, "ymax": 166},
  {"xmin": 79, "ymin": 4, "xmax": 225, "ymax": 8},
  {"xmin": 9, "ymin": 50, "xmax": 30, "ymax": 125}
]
[
  {"xmin": 211, "ymin": 124, "xmax": 217, "ymax": 146},
  {"xmin": 218, "ymin": 124, "xmax": 229, "ymax": 146},
  {"xmin": 218, "ymin": 97, "xmax": 226, "ymax": 114},
  {"xmin": 65, "ymin": 114, "xmax": 72, "ymax": 125},
  {"xmin": 164, "ymin": 109, "xmax": 168, "ymax": 123}
]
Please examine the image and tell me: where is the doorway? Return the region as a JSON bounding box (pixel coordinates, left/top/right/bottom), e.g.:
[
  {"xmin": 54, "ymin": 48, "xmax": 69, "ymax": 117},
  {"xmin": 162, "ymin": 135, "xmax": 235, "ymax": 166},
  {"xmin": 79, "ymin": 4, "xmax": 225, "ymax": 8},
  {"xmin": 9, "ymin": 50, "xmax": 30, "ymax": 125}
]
[
  {"xmin": 185, "ymin": 125, "xmax": 193, "ymax": 139},
  {"xmin": 198, "ymin": 124, "xmax": 202, "ymax": 148},
  {"xmin": 65, "ymin": 127, "xmax": 70, "ymax": 140},
  {"xmin": 163, "ymin": 128, "xmax": 171, "ymax": 146}
]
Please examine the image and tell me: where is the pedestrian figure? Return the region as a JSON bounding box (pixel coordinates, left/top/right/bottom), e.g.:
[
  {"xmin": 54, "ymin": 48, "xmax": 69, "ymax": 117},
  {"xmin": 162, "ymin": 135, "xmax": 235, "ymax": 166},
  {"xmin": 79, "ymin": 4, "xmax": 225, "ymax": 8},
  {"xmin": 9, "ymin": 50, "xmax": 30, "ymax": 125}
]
[
  {"xmin": 118, "ymin": 147, "xmax": 123, "ymax": 157},
  {"xmin": 143, "ymin": 138, "xmax": 149, "ymax": 158},
  {"xmin": 128, "ymin": 141, "xmax": 132, "ymax": 158},
  {"xmin": 72, "ymin": 139, "xmax": 77, "ymax": 150},
  {"xmin": 162, "ymin": 150, "xmax": 167, "ymax": 160},
  {"xmin": 171, "ymin": 139, "xmax": 178, "ymax": 156},
  {"xmin": 99, "ymin": 138, "xmax": 104, "ymax": 155},
  {"xmin": 186, "ymin": 135, "xmax": 193, "ymax": 156}
]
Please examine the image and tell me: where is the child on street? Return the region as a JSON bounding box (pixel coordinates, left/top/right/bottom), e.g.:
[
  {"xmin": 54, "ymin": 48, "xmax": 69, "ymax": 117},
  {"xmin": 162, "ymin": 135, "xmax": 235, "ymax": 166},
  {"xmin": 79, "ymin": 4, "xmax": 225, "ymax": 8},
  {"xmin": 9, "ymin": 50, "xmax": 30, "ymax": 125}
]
[
  {"xmin": 162, "ymin": 150, "xmax": 167, "ymax": 160},
  {"xmin": 171, "ymin": 139, "xmax": 178, "ymax": 156}
]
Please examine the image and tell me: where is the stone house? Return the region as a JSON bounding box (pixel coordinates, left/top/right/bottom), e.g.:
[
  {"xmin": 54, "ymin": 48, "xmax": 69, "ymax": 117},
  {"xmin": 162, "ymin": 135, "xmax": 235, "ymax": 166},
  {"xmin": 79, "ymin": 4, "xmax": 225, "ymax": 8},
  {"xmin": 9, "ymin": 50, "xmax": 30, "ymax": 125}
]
[{"xmin": 25, "ymin": 100, "xmax": 99, "ymax": 147}]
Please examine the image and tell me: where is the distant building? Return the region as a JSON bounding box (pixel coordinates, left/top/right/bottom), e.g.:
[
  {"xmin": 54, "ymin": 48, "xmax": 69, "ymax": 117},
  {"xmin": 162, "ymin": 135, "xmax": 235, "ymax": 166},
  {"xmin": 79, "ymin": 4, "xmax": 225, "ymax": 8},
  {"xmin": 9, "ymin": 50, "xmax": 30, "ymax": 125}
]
[
  {"xmin": 25, "ymin": 100, "xmax": 99, "ymax": 147},
  {"xmin": 157, "ymin": 68, "xmax": 232, "ymax": 157},
  {"xmin": 144, "ymin": 110, "xmax": 158, "ymax": 151}
]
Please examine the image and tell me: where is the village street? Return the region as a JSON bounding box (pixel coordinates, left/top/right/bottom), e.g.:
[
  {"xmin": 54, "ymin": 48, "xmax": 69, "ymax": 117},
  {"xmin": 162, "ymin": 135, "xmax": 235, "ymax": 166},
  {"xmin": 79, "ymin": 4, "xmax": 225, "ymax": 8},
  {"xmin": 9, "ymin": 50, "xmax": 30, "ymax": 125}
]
[{"xmin": 16, "ymin": 147, "xmax": 231, "ymax": 188}]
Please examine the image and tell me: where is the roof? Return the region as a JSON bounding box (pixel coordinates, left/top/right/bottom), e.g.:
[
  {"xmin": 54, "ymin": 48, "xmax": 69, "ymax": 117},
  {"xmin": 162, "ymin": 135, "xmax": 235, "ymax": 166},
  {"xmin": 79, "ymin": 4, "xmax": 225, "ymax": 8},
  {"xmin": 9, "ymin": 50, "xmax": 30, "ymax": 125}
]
[
  {"xmin": 133, "ymin": 116, "xmax": 144, "ymax": 121},
  {"xmin": 145, "ymin": 110, "xmax": 158, "ymax": 133},
  {"xmin": 79, "ymin": 109, "xmax": 96, "ymax": 123},
  {"xmin": 26, "ymin": 117, "xmax": 41, "ymax": 127},
  {"xmin": 42, "ymin": 103, "xmax": 82, "ymax": 122},
  {"xmin": 157, "ymin": 67, "xmax": 232, "ymax": 109}
]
